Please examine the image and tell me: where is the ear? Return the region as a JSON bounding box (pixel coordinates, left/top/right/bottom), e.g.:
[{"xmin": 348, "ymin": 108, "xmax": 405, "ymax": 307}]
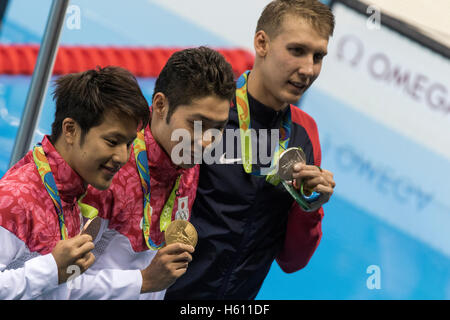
[
  {"xmin": 152, "ymin": 92, "xmax": 168, "ymax": 120},
  {"xmin": 254, "ymin": 30, "xmax": 270, "ymax": 58},
  {"xmin": 60, "ymin": 118, "xmax": 79, "ymax": 145}
]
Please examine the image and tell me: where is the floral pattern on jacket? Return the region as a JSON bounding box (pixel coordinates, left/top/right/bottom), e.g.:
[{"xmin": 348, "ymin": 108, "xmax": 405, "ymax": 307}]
[
  {"xmin": 84, "ymin": 124, "xmax": 200, "ymax": 252},
  {"xmin": 0, "ymin": 136, "xmax": 86, "ymax": 254}
]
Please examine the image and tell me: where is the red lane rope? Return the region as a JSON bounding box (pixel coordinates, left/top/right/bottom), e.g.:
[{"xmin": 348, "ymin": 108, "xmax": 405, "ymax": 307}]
[{"xmin": 0, "ymin": 45, "xmax": 254, "ymax": 77}]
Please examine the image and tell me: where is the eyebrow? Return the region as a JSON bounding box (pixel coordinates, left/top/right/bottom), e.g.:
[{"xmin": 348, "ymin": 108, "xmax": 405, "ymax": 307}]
[
  {"xmin": 287, "ymin": 42, "xmax": 328, "ymax": 56},
  {"xmin": 188, "ymin": 114, "xmax": 228, "ymax": 128},
  {"xmin": 103, "ymin": 132, "xmax": 137, "ymax": 142}
]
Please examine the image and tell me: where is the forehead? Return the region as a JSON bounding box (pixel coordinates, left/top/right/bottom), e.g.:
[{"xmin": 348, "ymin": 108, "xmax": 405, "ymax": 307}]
[
  {"xmin": 91, "ymin": 111, "xmax": 138, "ymax": 136},
  {"xmin": 274, "ymin": 14, "xmax": 329, "ymax": 51},
  {"xmin": 174, "ymin": 96, "xmax": 230, "ymax": 119}
]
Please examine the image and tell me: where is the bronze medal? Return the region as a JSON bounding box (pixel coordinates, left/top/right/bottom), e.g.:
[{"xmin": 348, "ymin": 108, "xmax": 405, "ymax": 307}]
[
  {"xmin": 277, "ymin": 147, "xmax": 306, "ymax": 181},
  {"xmin": 164, "ymin": 219, "xmax": 198, "ymax": 248},
  {"xmin": 80, "ymin": 216, "xmax": 102, "ymax": 240}
]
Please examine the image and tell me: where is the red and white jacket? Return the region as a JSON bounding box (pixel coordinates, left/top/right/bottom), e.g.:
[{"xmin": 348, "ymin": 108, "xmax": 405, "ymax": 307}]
[
  {"xmin": 0, "ymin": 136, "xmax": 87, "ymax": 299},
  {"xmin": 49, "ymin": 124, "xmax": 200, "ymax": 300}
]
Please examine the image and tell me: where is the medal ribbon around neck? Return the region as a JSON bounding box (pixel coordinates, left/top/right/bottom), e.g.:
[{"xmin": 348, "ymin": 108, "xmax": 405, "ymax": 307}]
[
  {"xmin": 235, "ymin": 70, "xmax": 291, "ymax": 186},
  {"xmin": 133, "ymin": 129, "xmax": 181, "ymax": 250},
  {"xmin": 34, "ymin": 144, "xmax": 99, "ymax": 240},
  {"xmin": 236, "ymin": 71, "xmax": 318, "ymax": 210},
  {"xmin": 33, "ymin": 144, "xmax": 69, "ymax": 240}
]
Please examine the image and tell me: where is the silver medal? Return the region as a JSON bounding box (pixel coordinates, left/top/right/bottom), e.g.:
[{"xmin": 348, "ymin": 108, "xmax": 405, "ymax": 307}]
[{"xmin": 277, "ymin": 147, "xmax": 306, "ymax": 181}]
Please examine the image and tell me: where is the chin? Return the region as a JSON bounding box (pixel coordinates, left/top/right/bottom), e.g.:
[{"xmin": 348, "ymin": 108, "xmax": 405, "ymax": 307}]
[
  {"xmin": 89, "ymin": 179, "xmax": 112, "ymax": 190},
  {"xmin": 284, "ymin": 92, "xmax": 303, "ymax": 105}
]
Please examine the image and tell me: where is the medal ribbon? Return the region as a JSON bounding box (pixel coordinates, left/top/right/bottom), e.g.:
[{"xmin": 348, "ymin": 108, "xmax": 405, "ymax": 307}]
[
  {"xmin": 133, "ymin": 129, "xmax": 181, "ymax": 250},
  {"xmin": 77, "ymin": 193, "xmax": 99, "ymax": 219},
  {"xmin": 33, "ymin": 144, "xmax": 99, "ymax": 240},
  {"xmin": 33, "ymin": 144, "xmax": 69, "ymax": 240},
  {"xmin": 236, "ymin": 70, "xmax": 291, "ymax": 186},
  {"xmin": 235, "ymin": 71, "xmax": 317, "ymax": 210}
]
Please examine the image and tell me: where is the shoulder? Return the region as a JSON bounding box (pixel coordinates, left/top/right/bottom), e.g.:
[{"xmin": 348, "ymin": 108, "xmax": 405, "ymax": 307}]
[
  {"xmin": 290, "ymin": 105, "xmax": 322, "ymax": 166},
  {"xmin": 290, "ymin": 105, "xmax": 319, "ymax": 137},
  {"xmin": 0, "ymin": 162, "xmax": 41, "ymax": 198},
  {"xmin": 0, "ymin": 162, "xmax": 43, "ymax": 244}
]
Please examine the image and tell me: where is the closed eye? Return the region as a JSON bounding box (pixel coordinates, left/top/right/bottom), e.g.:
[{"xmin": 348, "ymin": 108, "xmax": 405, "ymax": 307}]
[{"xmin": 105, "ymin": 139, "xmax": 118, "ymax": 147}]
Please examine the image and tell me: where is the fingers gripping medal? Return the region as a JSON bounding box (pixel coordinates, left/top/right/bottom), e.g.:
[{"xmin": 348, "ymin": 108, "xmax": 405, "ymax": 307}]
[
  {"xmin": 164, "ymin": 220, "xmax": 198, "ymax": 248},
  {"xmin": 277, "ymin": 147, "xmax": 320, "ymax": 209}
]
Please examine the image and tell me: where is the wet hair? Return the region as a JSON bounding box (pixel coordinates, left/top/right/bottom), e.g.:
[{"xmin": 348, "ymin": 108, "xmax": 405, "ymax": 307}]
[
  {"xmin": 50, "ymin": 66, "xmax": 150, "ymax": 144},
  {"xmin": 152, "ymin": 46, "xmax": 236, "ymax": 123},
  {"xmin": 256, "ymin": 0, "xmax": 335, "ymax": 39}
]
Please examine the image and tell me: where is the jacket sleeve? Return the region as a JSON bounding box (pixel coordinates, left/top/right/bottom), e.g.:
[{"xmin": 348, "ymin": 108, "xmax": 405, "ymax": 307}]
[
  {"xmin": 275, "ymin": 203, "xmax": 324, "ymax": 273},
  {"xmin": 50, "ymin": 220, "xmax": 143, "ymax": 300},
  {"xmin": 275, "ymin": 108, "xmax": 325, "ymax": 273},
  {"xmin": 0, "ymin": 227, "xmax": 59, "ymax": 300},
  {"xmin": 57, "ymin": 268, "xmax": 143, "ymax": 300}
]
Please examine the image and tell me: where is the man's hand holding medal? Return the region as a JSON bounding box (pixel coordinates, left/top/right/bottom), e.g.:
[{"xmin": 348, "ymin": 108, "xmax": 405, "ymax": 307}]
[
  {"xmin": 278, "ymin": 147, "xmax": 336, "ymax": 212},
  {"xmin": 139, "ymin": 220, "xmax": 198, "ymax": 293},
  {"xmin": 292, "ymin": 163, "xmax": 336, "ymax": 211}
]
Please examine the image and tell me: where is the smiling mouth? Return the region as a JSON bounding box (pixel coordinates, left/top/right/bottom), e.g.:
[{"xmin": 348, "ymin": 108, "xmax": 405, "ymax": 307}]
[
  {"xmin": 100, "ymin": 164, "xmax": 120, "ymax": 176},
  {"xmin": 288, "ymin": 80, "xmax": 307, "ymax": 91}
]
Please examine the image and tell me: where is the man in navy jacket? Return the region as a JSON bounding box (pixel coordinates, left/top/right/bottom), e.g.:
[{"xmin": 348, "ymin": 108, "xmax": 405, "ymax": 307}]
[{"xmin": 166, "ymin": 0, "xmax": 337, "ymax": 299}]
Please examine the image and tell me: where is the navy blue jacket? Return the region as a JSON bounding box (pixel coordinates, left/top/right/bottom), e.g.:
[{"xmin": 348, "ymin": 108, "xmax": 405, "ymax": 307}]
[{"xmin": 165, "ymin": 93, "xmax": 324, "ymax": 300}]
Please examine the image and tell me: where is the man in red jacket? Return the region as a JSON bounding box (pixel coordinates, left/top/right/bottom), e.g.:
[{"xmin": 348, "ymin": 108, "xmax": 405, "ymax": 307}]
[
  {"xmin": 0, "ymin": 66, "xmax": 150, "ymax": 299},
  {"xmin": 166, "ymin": 0, "xmax": 337, "ymax": 299},
  {"xmin": 48, "ymin": 47, "xmax": 236, "ymax": 299}
]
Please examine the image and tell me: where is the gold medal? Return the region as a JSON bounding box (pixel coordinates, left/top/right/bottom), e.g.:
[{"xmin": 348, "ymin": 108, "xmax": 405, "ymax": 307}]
[{"xmin": 164, "ymin": 219, "xmax": 198, "ymax": 248}]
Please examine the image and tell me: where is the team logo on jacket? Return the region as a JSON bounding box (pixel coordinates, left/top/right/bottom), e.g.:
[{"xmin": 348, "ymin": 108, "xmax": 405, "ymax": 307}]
[{"xmin": 175, "ymin": 196, "xmax": 189, "ymax": 220}]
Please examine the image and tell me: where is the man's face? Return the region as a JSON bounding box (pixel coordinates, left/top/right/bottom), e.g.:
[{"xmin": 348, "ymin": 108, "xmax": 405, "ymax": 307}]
[
  {"xmin": 156, "ymin": 95, "xmax": 230, "ymax": 169},
  {"xmin": 260, "ymin": 15, "xmax": 329, "ymax": 107},
  {"xmin": 68, "ymin": 112, "xmax": 138, "ymax": 190}
]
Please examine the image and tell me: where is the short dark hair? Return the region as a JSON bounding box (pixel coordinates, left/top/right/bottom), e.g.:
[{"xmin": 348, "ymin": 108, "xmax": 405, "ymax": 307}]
[
  {"xmin": 50, "ymin": 66, "xmax": 150, "ymax": 144},
  {"xmin": 152, "ymin": 46, "xmax": 236, "ymax": 123},
  {"xmin": 256, "ymin": 0, "xmax": 335, "ymax": 39}
]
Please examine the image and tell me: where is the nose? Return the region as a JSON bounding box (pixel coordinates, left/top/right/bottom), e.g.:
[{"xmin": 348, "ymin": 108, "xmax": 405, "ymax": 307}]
[
  {"xmin": 112, "ymin": 144, "xmax": 129, "ymax": 166},
  {"xmin": 201, "ymin": 135, "xmax": 213, "ymax": 149},
  {"xmin": 201, "ymin": 130, "xmax": 223, "ymax": 149},
  {"xmin": 298, "ymin": 55, "xmax": 315, "ymax": 79},
  {"xmin": 193, "ymin": 137, "xmax": 211, "ymax": 152}
]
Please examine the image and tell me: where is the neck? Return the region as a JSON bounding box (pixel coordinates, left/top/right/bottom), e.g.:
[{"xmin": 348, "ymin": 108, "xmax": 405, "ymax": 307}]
[
  {"xmin": 53, "ymin": 137, "xmax": 88, "ymax": 188},
  {"xmin": 149, "ymin": 117, "xmax": 162, "ymax": 149},
  {"xmin": 149, "ymin": 117, "xmax": 170, "ymax": 159},
  {"xmin": 247, "ymin": 68, "xmax": 288, "ymax": 112},
  {"xmin": 53, "ymin": 137, "xmax": 71, "ymax": 167}
]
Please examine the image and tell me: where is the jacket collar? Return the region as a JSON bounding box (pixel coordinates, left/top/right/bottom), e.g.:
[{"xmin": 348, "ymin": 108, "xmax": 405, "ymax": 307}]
[
  {"xmin": 41, "ymin": 136, "xmax": 87, "ymax": 204},
  {"xmin": 247, "ymin": 91, "xmax": 289, "ymax": 128},
  {"xmin": 144, "ymin": 123, "xmax": 185, "ymax": 182}
]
